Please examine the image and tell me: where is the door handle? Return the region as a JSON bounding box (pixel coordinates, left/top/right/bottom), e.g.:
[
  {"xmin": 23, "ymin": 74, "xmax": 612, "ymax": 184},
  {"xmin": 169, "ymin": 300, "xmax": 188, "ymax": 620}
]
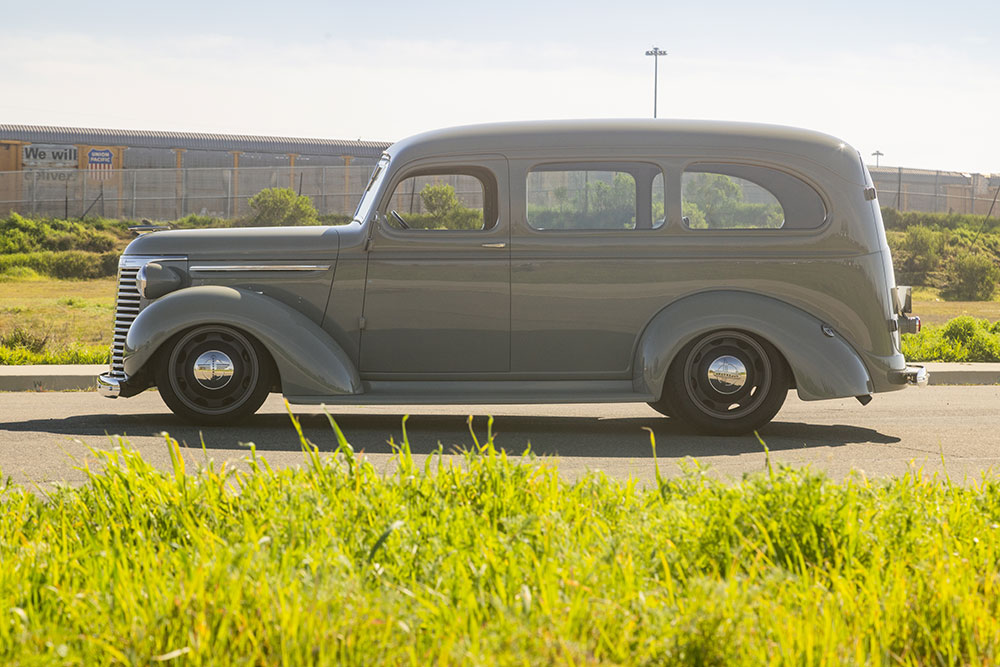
[{"xmin": 481, "ymin": 242, "xmax": 507, "ymax": 248}]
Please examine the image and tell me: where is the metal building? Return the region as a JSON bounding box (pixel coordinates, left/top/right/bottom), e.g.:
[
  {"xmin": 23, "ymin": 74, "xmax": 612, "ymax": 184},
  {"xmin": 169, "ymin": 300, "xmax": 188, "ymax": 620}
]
[{"xmin": 0, "ymin": 125, "xmax": 391, "ymax": 219}]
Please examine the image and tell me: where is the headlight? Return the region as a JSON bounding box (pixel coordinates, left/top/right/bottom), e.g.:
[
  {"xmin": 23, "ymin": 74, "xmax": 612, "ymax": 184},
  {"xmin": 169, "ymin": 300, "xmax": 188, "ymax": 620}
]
[{"xmin": 135, "ymin": 262, "xmax": 184, "ymax": 299}]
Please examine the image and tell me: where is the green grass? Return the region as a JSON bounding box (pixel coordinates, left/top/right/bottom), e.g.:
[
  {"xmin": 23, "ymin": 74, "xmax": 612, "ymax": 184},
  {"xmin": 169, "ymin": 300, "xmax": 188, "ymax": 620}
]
[
  {"xmin": 0, "ymin": 278, "xmax": 116, "ymax": 360},
  {"xmin": 4, "ymin": 415, "xmax": 1000, "ymax": 664}
]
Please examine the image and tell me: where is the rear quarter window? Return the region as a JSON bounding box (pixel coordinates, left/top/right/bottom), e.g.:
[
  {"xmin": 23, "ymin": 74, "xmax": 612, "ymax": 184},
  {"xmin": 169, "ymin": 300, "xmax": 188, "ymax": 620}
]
[{"xmin": 682, "ymin": 163, "xmax": 827, "ymax": 230}]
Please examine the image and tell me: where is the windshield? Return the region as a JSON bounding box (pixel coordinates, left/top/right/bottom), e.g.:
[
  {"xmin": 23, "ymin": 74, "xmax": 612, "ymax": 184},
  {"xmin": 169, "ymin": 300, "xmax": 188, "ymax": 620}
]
[{"xmin": 353, "ymin": 155, "xmax": 390, "ymax": 223}]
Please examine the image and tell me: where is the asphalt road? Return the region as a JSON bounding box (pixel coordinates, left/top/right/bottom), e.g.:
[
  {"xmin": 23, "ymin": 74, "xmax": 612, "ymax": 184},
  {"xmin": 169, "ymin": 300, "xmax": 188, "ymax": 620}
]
[{"xmin": 1, "ymin": 386, "xmax": 998, "ymax": 488}]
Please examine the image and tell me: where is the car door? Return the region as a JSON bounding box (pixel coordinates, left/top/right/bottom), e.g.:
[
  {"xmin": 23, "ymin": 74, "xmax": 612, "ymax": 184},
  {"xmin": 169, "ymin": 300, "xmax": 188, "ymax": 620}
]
[
  {"xmin": 509, "ymin": 159, "xmax": 669, "ymax": 377},
  {"xmin": 359, "ymin": 156, "xmax": 510, "ymax": 375}
]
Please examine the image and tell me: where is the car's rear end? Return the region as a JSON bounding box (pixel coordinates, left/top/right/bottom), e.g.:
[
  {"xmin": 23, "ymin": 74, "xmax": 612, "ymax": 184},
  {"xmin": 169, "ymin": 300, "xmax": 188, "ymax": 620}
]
[{"xmin": 861, "ymin": 158, "xmax": 928, "ymax": 389}]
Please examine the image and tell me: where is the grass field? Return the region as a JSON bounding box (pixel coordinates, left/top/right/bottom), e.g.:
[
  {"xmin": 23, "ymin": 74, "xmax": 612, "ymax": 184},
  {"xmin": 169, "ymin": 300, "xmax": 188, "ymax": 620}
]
[
  {"xmin": 2, "ymin": 417, "xmax": 1000, "ymax": 664},
  {"xmin": 0, "ymin": 276, "xmax": 114, "ymax": 363}
]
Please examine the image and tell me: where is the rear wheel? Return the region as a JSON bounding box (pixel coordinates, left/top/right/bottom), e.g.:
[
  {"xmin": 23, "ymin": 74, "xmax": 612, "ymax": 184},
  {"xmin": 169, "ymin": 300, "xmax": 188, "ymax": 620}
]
[
  {"xmin": 155, "ymin": 325, "xmax": 272, "ymax": 425},
  {"xmin": 653, "ymin": 330, "xmax": 790, "ymax": 435}
]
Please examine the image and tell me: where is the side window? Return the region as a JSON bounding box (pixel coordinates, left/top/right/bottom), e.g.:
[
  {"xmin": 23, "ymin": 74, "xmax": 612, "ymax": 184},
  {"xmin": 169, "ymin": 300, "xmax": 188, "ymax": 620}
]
[
  {"xmin": 526, "ymin": 162, "xmax": 665, "ymax": 230},
  {"xmin": 682, "ymin": 163, "xmax": 826, "ymax": 230},
  {"xmin": 385, "ymin": 169, "xmax": 496, "ymax": 231}
]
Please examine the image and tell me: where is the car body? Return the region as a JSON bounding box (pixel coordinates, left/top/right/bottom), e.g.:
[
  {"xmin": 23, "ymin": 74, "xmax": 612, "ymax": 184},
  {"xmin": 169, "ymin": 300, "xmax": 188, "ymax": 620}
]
[{"xmin": 98, "ymin": 120, "xmax": 926, "ymax": 434}]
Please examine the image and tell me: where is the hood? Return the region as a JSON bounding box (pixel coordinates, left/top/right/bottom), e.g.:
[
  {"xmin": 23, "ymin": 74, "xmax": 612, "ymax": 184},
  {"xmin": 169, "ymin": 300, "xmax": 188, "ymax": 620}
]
[{"xmin": 123, "ymin": 225, "xmax": 342, "ymax": 260}]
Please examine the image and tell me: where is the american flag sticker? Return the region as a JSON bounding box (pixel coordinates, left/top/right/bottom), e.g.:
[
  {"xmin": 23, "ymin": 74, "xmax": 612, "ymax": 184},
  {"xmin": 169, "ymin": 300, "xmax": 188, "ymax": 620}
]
[{"xmin": 88, "ymin": 148, "xmax": 114, "ymax": 181}]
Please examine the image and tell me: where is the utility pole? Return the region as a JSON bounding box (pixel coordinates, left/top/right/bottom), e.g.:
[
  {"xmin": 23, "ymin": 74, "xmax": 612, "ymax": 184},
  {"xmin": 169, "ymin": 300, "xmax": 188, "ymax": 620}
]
[
  {"xmin": 645, "ymin": 46, "xmax": 668, "ymax": 118},
  {"xmin": 871, "ymin": 150, "xmax": 884, "ymax": 167}
]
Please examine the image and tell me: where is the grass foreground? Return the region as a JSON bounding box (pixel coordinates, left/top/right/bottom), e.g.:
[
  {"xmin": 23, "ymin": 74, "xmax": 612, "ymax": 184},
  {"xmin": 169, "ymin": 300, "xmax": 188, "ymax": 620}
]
[{"xmin": 3, "ymin": 414, "xmax": 1000, "ymax": 664}]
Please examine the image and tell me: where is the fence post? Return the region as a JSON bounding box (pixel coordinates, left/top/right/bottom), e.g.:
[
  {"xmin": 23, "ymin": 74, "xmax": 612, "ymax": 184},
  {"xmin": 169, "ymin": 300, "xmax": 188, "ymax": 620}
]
[
  {"xmin": 30, "ymin": 170, "xmax": 37, "ymax": 215},
  {"xmin": 342, "ymin": 156, "xmax": 353, "ymax": 215},
  {"xmin": 226, "ymin": 168, "xmax": 233, "ymax": 219},
  {"xmin": 321, "ymin": 167, "xmax": 327, "ymax": 214},
  {"xmin": 131, "ymin": 171, "xmax": 137, "ymax": 219}
]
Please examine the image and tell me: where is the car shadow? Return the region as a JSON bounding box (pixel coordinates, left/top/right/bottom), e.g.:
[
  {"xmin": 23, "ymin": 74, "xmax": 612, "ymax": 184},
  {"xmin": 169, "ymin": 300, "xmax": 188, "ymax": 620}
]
[{"xmin": 0, "ymin": 410, "xmax": 900, "ymax": 459}]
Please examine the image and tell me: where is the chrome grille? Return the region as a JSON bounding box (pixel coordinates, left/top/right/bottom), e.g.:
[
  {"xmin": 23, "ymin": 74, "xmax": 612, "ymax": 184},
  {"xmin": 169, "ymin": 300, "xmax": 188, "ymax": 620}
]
[
  {"xmin": 109, "ymin": 264, "xmax": 141, "ymax": 379},
  {"xmin": 107, "ymin": 254, "xmax": 187, "ymax": 379}
]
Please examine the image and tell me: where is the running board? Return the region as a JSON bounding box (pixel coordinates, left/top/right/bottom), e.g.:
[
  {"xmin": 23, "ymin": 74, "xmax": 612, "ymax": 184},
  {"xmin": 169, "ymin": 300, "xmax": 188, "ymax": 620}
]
[{"xmin": 285, "ymin": 380, "xmax": 654, "ymax": 405}]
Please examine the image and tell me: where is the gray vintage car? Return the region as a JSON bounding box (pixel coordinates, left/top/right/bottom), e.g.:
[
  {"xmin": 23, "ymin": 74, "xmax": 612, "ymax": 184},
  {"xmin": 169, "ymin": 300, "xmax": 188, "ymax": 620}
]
[{"xmin": 98, "ymin": 120, "xmax": 926, "ymax": 434}]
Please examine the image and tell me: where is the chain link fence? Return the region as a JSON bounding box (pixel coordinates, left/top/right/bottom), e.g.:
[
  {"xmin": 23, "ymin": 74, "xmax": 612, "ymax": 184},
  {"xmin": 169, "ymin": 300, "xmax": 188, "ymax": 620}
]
[
  {"xmin": 1, "ymin": 164, "xmax": 998, "ymax": 221},
  {"xmin": 869, "ymin": 167, "xmax": 1000, "ymax": 217},
  {"xmin": 0, "ymin": 165, "xmax": 377, "ymax": 220}
]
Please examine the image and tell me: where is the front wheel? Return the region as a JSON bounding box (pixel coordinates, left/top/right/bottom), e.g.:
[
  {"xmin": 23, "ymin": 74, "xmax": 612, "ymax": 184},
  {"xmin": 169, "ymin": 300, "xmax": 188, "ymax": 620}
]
[
  {"xmin": 155, "ymin": 325, "xmax": 272, "ymax": 425},
  {"xmin": 652, "ymin": 330, "xmax": 790, "ymax": 436}
]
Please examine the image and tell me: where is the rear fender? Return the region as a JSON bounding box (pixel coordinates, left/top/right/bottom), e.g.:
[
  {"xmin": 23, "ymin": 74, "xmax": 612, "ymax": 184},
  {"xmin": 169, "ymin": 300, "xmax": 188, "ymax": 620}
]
[
  {"xmin": 124, "ymin": 286, "xmax": 362, "ymax": 396},
  {"xmin": 634, "ymin": 291, "xmax": 872, "ymax": 401}
]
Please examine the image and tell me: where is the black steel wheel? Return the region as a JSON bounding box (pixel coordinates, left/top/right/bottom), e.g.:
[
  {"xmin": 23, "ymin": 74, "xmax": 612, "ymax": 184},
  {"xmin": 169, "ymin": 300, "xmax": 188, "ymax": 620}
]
[
  {"xmin": 656, "ymin": 330, "xmax": 790, "ymax": 435},
  {"xmin": 155, "ymin": 325, "xmax": 272, "ymax": 425}
]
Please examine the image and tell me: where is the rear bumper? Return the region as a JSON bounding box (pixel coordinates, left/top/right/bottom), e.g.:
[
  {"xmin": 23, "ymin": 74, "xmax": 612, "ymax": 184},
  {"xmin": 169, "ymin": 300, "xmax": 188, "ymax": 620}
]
[{"xmin": 889, "ymin": 365, "xmax": 929, "ymax": 387}]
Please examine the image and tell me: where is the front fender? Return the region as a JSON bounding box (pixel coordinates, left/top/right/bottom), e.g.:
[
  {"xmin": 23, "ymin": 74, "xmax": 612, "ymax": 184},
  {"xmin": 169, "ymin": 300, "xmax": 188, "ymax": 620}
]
[
  {"xmin": 124, "ymin": 286, "xmax": 362, "ymax": 396},
  {"xmin": 634, "ymin": 291, "xmax": 872, "ymax": 402}
]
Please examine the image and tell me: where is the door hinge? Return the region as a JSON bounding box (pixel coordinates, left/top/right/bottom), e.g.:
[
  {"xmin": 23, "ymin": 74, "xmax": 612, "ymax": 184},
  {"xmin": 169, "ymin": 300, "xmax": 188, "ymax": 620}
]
[
  {"xmin": 364, "ymin": 236, "xmax": 373, "ymax": 251},
  {"xmin": 863, "ymin": 186, "xmax": 877, "ymax": 201},
  {"xmin": 358, "ymin": 316, "xmax": 367, "ymax": 330}
]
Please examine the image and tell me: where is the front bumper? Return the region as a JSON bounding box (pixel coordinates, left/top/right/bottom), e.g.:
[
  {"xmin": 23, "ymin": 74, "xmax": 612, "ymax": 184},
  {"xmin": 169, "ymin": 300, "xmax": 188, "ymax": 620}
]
[
  {"xmin": 889, "ymin": 365, "xmax": 929, "ymax": 387},
  {"xmin": 97, "ymin": 372, "xmax": 126, "ymax": 398}
]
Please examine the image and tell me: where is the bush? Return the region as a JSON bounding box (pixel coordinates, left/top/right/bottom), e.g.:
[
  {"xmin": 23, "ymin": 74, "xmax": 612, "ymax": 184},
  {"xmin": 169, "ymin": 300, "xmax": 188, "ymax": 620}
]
[
  {"xmin": 944, "ymin": 252, "xmax": 1000, "ymax": 301},
  {"xmin": 901, "ymin": 226, "xmax": 944, "ymax": 280},
  {"xmin": 0, "ymin": 325, "xmax": 49, "ymax": 353},
  {"xmin": 902, "ymin": 315, "xmax": 1000, "ymax": 362},
  {"xmin": 881, "ymin": 207, "xmax": 1000, "ymax": 234},
  {"xmin": 247, "ymin": 188, "xmax": 319, "ymax": 226},
  {"xmin": 0, "ymin": 251, "xmax": 119, "ymax": 280},
  {"xmin": 0, "ymin": 212, "xmax": 121, "ymax": 254}
]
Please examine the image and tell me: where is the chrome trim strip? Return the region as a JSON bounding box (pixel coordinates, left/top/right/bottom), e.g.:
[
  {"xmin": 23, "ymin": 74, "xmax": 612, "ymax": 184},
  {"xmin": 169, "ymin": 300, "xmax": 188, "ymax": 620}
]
[
  {"xmin": 119, "ymin": 255, "xmax": 187, "ymax": 269},
  {"xmin": 189, "ymin": 264, "xmax": 332, "ymax": 272}
]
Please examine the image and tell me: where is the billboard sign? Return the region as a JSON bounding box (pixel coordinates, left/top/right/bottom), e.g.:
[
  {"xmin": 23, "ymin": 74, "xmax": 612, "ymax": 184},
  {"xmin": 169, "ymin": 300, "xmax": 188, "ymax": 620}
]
[
  {"xmin": 21, "ymin": 144, "xmax": 78, "ymax": 169},
  {"xmin": 88, "ymin": 148, "xmax": 114, "ymax": 181}
]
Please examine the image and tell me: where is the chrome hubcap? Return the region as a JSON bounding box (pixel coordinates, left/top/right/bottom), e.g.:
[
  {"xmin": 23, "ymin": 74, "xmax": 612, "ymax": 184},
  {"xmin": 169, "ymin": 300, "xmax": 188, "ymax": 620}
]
[
  {"xmin": 193, "ymin": 350, "xmax": 234, "ymax": 390},
  {"xmin": 706, "ymin": 355, "xmax": 747, "ymax": 394}
]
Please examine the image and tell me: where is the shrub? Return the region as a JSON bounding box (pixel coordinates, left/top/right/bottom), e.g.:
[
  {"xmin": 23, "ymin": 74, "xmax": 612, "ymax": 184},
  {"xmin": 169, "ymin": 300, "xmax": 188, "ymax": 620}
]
[
  {"xmin": 880, "ymin": 207, "xmax": 1000, "ymax": 234},
  {"xmin": 0, "ymin": 251, "xmax": 118, "ymax": 280},
  {"xmin": 0, "ymin": 213, "xmax": 121, "ymax": 254},
  {"xmin": 247, "ymin": 188, "xmax": 319, "ymax": 226},
  {"xmin": 902, "ymin": 315, "xmax": 1000, "ymax": 362},
  {"xmin": 0, "ymin": 266, "xmax": 41, "ymax": 281},
  {"xmin": 901, "ymin": 226, "xmax": 944, "ymax": 280},
  {"xmin": 0, "ymin": 326, "xmax": 49, "ymax": 353},
  {"xmin": 944, "ymin": 252, "xmax": 1000, "ymax": 301}
]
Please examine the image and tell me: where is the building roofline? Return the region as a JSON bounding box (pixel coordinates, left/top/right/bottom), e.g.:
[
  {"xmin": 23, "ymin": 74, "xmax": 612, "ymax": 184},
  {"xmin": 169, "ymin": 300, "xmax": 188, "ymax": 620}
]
[{"xmin": 0, "ymin": 124, "xmax": 391, "ymax": 158}]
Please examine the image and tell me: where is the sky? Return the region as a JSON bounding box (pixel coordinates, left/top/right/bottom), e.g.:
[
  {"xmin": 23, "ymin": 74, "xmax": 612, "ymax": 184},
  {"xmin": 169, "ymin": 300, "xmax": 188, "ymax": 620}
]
[{"xmin": 2, "ymin": 0, "xmax": 998, "ymax": 173}]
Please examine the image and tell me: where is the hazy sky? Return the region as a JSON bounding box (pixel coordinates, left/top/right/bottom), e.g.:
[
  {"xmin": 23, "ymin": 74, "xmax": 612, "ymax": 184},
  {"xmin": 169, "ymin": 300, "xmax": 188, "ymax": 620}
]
[{"xmin": 2, "ymin": 0, "xmax": 998, "ymax": 173}]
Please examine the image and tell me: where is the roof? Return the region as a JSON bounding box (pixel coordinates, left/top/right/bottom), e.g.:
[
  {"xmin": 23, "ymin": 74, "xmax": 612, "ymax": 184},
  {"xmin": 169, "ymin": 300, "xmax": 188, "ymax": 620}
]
[
  {"xmin": 387, "ymin": 119, "xmax": 864, "ymax": 182},
  {"xmin": 0, "ymin": 124, "xmax": 391, "ymax": 158}
]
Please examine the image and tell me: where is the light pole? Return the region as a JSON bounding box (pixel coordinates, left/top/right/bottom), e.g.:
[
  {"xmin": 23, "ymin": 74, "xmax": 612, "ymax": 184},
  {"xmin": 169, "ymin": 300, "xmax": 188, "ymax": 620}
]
[
  {"xmin": 645, "ymin": 46, "xmax": 667, "ymax": 118},
  {"xmin": 871, "ymin": 150, "xmax": 884, "ymax": 167}
]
